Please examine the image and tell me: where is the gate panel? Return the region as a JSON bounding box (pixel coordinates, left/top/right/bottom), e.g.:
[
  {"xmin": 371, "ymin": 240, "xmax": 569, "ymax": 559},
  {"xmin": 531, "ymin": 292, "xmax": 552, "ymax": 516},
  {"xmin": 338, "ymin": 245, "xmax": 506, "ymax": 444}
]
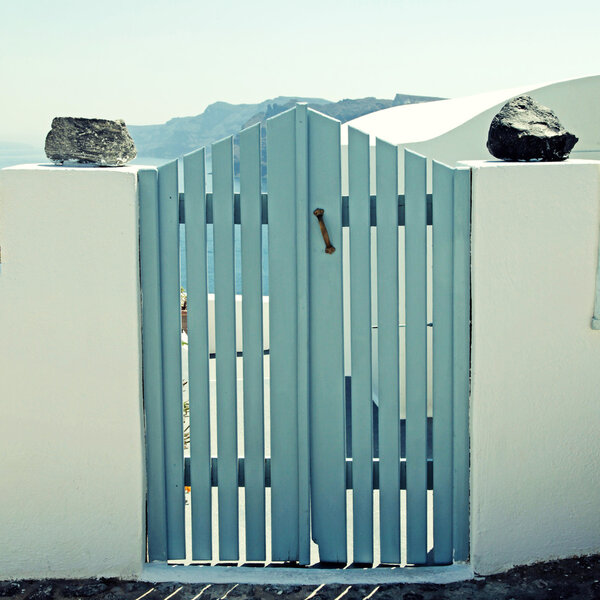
[
  {"xmin": 183, "ymin": 148, "xmax": 212, "ymax": 560},
  {"xmin": 375, "ymin": 139, "xmax": 401, "ymax": 564},
  {"xmin": 432, "ymin": 161, "xmax": 455, "ymax": 564},
  {"xmin": 266, "ymin": 109, "xmax": 300, "ymax": 561},
  {"xmin": 294, "ymin": 105, "xmax": 312, "ymax": 566},
  {"xmin": 139, "ymin": 168, "xmax": 168, "ymax": 562},
  {"xmin": 307, "ymin": 109, "xmax": 347, "ymax": 563},
  {"xmin": 212, "ymin": 137, "xmax": 239, "ymax": 560},
  {"xmin": 157, "ymin": 160, "xmax": 186, "ymax": 560},
  {"xmin": 347, "ymin": 126, "xmax": 374, "ymax": 564},
  {"xmin": 140, "ymin": 105, "xmax": 472, "ymax": 568},
  {"xmin": 239, "ymin": 124, "xmax": 267, "ymax": 562},
  {"xmin": 452, "ymin": 167, "xmax": 471, "ymax": 562},
  {"xmin": 404, "ymin": 150, "xmax": 428, "ymax": 564}
]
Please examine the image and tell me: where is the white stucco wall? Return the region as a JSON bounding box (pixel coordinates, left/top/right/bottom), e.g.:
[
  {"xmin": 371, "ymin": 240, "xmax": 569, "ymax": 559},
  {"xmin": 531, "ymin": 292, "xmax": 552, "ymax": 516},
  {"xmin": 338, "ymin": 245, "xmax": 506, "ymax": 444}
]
[
  {"xmin": 467, "ymin": 159, "xmax": 600, "ymax": 575},
  {"xmin": 0, "ymin": 165, "xmax": 145, "ymax": 579}
]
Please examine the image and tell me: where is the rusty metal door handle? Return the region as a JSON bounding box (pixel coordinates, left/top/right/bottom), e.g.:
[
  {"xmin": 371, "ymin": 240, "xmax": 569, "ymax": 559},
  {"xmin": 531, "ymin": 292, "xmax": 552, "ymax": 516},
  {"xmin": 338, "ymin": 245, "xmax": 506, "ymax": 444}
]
[{"xmin": 313, "ymin": 208, "xmax": 336, "ymax": 254}]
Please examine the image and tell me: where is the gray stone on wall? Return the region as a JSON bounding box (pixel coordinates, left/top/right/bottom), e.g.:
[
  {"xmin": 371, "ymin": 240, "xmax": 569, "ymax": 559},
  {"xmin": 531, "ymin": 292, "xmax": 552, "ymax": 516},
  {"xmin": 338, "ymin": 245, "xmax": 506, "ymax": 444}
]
[{"xmin": 45, "ymin": 117, "xmax": 137, "ymax": 166}]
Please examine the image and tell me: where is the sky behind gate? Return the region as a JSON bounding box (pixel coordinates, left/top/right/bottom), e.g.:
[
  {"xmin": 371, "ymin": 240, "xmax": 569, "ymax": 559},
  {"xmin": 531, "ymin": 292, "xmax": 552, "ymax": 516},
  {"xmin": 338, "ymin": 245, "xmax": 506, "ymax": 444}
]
[{"xmin": 1, "ymin": 0, "xmax": 599, "ymax": 144}]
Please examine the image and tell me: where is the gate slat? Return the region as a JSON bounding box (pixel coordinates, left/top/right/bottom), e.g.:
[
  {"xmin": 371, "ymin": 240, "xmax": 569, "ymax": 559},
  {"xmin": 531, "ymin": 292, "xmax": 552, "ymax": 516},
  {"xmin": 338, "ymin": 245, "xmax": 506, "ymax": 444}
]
[
  {"xmin": 308, "ymin": 109, "xmax": 347, "ymax": 563},
  {"xmin": 452, "ymin": 167, "xmax": 471, "ymax": 562},
  {"xmin": 404, "ymin": 150, "xmax": 428, "ymax": 564},
  {"xmin": 239, "ymin": 124, "xmax": 266, "ymax": 561},
  {"xmin": 212, "ymin": 136, "xmax": 239, "ymax": 561},
  {"xmin": 183, "ymin": 148, "xmax": 212, "ymax": 560},
  {"xmin": 348, "ymin": 126, "xmax": 373, "ymax": 564},
  {"xmin": 157, "ymin": 160, "xmax": 186, "ymax": 559},
  {"xmin": 375, "ymin": 138, "xmax": 401, "ymax": 564},
  {"xmin": 432, "ymin": 161, "xmax": 454, "ymax": 564},
  {"xmin": 266, "ymin": 108, "xmax": 299, "ymax": 561},
  {"xmin": 139, "ymin": 168, "xmax": 168, "ymax": 562},
  {"xmin": 295, "ymin": 105, "xmax": 312, "ymax": 566}
]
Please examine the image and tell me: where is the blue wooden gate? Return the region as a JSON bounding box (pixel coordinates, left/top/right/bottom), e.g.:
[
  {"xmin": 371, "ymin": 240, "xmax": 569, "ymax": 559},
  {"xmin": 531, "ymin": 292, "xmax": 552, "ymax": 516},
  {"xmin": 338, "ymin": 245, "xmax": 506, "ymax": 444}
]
[{"xmin": 139, "ymin": 105, "xmax": 471, "ymax": 566}]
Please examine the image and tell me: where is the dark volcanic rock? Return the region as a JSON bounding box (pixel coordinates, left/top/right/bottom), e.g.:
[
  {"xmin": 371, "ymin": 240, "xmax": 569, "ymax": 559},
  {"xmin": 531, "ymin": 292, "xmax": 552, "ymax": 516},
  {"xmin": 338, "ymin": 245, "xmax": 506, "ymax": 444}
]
[
  {"xmin": 62, "ymin": 581, "xmax": 107, "ymax": 597},
  {"xmin": 0, "ymin": 582, "xmax": 21, "ymax": 597},
  {"xmin": 24, "ymin": 583, "xmax": 54, "ymax": 600},
  {"xmin": 487, "ymin": 95, "xmax": 578, "ymax": 161},
  {"xmin": 45, "ymin": 117, "xmax": 136, "ymax": 166}
]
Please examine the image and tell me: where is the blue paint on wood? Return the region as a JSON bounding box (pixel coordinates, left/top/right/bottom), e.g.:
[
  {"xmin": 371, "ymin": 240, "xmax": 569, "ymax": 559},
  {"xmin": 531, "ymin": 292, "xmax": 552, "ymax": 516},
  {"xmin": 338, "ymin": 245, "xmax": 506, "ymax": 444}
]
[
  {"xmin": 158, "ymin": 160, "xmax": 186, "ymax": 559},
  {"xmin": 183, "ymin": 148, "xmax": 213, "ymax": 560},
  {"xmin": 308, "ymin": 109, "xmax": 347, "ymax": 564},
  {"xmin": 139, "ymin": 168, "xmax": 168, "ymax": 562},
  {"xmin": 143, "ymin": 107, "xmax": 472, "ymax": 567},
  {"xmin": 375, "ymin": 139, "xmax": 401, "ymax": 565},
  {"xmin": 266, "ymin": 108, "xmax": 299, "ymax": 561},
  {"xmin": 452, "ymin": 168, "xmax": 471, "ymax": 562},
  {"xmin": 295, "ymin": 105, "xmax": 312, "ymax": 566},
  {"xmin": 239, "ymin": 124, "xmax": 266, "ymax": 561},
  {"xmin": 404, "ymin": 151, "xmax": 429, "ymax": 565},
  {"xmin": 348, "ymin": 126, "xmax": 374, "ymax": 564},
  {"xmin": 212, "ymin": 137, "xmax": 239, "ymax": 561},
  {"xmin": 432, "ymin": 161, "xmax": 454, "ymax": 565}
]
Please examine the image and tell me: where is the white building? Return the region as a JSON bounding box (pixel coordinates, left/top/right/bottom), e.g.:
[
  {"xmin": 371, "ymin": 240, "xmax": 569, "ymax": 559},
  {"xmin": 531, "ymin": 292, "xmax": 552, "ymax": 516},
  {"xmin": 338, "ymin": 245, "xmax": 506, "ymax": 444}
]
[{"xmin": 341, "ymin": 74, "xmax": 600, "ymax": 193}]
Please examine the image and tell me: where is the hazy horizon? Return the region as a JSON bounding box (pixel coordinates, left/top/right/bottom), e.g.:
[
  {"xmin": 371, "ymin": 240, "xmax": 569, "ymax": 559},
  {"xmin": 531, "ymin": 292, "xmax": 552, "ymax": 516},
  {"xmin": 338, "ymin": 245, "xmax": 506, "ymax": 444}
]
[
  {"xmin": 2, "ymin": 0, "xmax": 599, "ymax": 145},
  {"xmin": 0, "ymin": 91, "xmax": 441, "ymax": 147}
]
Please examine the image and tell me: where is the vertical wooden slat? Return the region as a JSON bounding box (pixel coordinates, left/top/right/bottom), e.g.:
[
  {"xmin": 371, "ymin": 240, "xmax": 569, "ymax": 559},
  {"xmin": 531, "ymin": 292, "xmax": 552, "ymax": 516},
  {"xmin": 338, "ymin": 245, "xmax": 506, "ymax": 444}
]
[
  {"xmin": 404, "ymin": 150, "xmax": 428, "ymax": 564},
  {"xmin": 158, "ymin": 160, "xmax": 186, "ymax": 559},
  {"xmin": 308, "ymin": 109, "xmax": 347, "ymax": 563},
  {"xmin": 212, "ymin": 136, "xmax": 239, "ymax": 560},
  {"xmin": 139, "ymin": 168, "xmax": 168, "ymax": 561},
  {"xmin": 267, "ymin": 108, "xmax": 299, "ymax": 561},
  {"xmin": 348, "ymin": 126, "xmax": 373, "ymax": 564},
  {"xmin": 375, "ymin": 138, "xmax": 401, "ymax": 564},
  {"xmin": 432, "ymin": 161, "xmax": 454, "ymax": 564},
  {"xmin": 452, "ymin": 167, "xmax": 471, "ymax": 562},
  {"xmin": 239, "ymin": 124, "xmax": 266, "ymax": 561},
  {"xmin": 295, "ymin": 104, "xmax": 312, "ymax": 565},
  {"xmin": 183, "ymin": 148, "xmax": 212, "ymax": 560}
]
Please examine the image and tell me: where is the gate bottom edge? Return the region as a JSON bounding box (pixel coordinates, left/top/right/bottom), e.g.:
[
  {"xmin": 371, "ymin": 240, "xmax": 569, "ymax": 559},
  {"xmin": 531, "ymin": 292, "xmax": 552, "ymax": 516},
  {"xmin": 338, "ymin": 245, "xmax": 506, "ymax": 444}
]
[{"xmin": 139, "ymin": 562, "xmax": 473, "ymax": 585}]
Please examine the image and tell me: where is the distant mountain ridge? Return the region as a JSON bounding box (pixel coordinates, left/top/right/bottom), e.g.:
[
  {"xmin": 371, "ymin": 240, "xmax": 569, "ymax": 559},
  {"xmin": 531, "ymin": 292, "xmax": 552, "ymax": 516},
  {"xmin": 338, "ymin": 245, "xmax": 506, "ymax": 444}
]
[
  {"xmin": 128, "ymin": 96, "xmax": 328, "ymax": 158},
  {"xmin": 129, "ymin": 93, "xmax": 443, "ymax": 158},
  {"xmin": 242, "ymin": 93, "xmax": 443, "ymax": 129}
]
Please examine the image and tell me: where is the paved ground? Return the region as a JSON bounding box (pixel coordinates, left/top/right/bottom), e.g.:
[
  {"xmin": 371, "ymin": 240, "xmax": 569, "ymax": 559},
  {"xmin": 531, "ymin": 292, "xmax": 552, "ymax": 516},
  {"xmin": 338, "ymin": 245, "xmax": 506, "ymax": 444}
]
[{"xmin": 1, "ymin": 554, "xmax": 599, "ymax": 600}]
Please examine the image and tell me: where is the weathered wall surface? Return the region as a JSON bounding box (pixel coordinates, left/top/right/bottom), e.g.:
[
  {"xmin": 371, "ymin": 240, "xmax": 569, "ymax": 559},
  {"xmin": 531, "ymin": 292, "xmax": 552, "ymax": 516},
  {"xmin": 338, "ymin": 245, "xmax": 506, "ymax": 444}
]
[{"xmin": 0, "ymin": 165, "xmax": 145, "ymax": 579}]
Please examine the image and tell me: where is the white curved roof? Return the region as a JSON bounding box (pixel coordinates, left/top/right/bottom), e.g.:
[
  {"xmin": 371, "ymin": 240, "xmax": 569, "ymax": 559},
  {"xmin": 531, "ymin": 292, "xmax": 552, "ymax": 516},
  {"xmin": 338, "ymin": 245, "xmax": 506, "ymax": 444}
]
[
  {"xmin": 340, "ymin": 75, "xmax": 600, "ymax": 150},
  {"xmin": 338, "ymin": 75, "xmax": 600, "ymax": 194}
]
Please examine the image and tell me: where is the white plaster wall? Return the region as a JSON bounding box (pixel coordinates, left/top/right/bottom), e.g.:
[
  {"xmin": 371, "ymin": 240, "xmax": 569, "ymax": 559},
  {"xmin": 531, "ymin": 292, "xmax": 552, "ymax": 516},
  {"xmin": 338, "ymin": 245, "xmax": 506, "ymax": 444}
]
[
  {"xmin": 467, "ymin": 159, "xmax": 600, "ymax": 575},
  {"xmin": 0, "ymin": 165, "xmax": 145, "ymax": 579}
]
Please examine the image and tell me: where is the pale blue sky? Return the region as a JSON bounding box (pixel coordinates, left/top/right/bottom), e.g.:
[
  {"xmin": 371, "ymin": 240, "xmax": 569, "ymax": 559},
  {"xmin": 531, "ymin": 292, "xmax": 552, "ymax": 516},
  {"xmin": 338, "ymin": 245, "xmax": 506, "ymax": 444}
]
[{"xmin": 1, "ymin": 0, "xmax": 599, "ymax": 144}]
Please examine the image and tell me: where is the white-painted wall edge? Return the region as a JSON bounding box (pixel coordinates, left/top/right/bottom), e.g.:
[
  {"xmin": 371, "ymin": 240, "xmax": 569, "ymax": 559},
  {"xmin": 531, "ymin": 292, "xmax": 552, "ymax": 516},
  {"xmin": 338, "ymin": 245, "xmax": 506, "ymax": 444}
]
[
  {"xmin": 0, "ymin": 165, "xmax": 145, "ymax": 579},
  {"xmin": 466, "ymin": 159, "xmax": 600, "ymax": 575}
]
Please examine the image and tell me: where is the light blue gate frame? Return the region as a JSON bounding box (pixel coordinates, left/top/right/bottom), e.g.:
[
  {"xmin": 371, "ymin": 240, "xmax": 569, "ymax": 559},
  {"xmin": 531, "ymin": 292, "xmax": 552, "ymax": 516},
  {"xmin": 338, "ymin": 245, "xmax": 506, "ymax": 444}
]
[{"xmin": 139, "ymin": 105, "xmax": 471, "ymax": 567}]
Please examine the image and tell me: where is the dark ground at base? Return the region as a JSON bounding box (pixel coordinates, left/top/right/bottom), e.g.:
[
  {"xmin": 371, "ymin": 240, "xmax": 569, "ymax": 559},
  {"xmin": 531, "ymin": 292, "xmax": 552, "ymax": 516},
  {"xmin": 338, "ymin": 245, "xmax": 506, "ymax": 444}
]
[{"xmin": 1, "ymin": 555, "xmax": 599, "ymax": 600}]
